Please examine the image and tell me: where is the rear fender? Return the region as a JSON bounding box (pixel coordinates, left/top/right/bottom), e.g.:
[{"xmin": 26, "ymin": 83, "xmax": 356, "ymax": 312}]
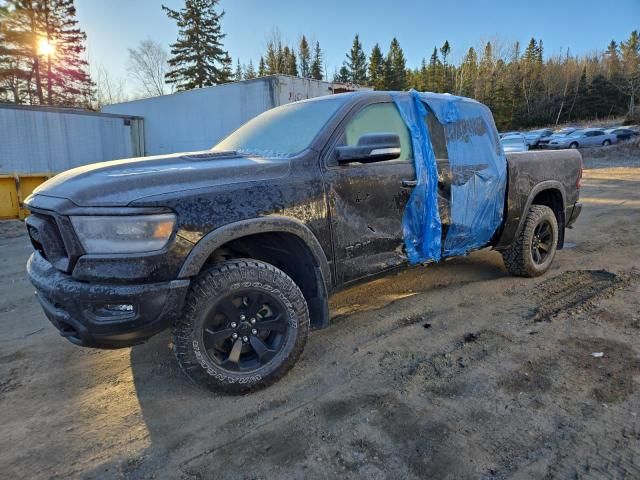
[{"xmin": 496, "ymin": 181, "xmax": 567, "ymax": 250}]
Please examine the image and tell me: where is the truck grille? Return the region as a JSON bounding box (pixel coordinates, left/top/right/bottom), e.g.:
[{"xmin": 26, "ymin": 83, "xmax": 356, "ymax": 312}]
[{"xmin": 26, "ymin": 213, "xmax": 70, "ymax": 271}]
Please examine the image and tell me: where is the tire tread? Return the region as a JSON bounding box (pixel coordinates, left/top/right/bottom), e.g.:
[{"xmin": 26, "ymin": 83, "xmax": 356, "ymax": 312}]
[
  {"xmin": 502, "ymin": 205, "xmax": 558, "ymax": 278},
  {"xmin": 173, "ymin": 259, "xmax": 309, "ymax": 394}
]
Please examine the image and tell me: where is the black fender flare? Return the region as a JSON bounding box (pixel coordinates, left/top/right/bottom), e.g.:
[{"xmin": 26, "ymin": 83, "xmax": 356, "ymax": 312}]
[
  {"xmin": 495, "ymin": 180, "xmax": 568, "ymax": 250},
  {"xmin": 177, "ymin": 216, "xmax": 332, "ymax": 289},
  {"xmin": 516, "ymin": 180, "xmax": 567, "ymax": 241}
]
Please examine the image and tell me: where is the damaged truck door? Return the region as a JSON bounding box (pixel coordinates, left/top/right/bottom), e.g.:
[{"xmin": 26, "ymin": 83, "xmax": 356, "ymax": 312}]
[{"xmin": 323, "ymin": 102, "xmax": 416, "ymax": 283}]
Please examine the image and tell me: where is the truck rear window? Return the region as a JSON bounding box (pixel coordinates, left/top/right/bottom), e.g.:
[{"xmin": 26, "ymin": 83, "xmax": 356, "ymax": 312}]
[{"xmin": 213, "ymin": 97, "xmax": 345, "ymax": 157}]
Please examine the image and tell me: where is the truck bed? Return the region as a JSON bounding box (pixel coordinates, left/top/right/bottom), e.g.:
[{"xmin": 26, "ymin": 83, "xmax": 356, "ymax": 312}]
[{"xmin": 495, "ymin": 149, "xmax": 583, "ymax": 250}]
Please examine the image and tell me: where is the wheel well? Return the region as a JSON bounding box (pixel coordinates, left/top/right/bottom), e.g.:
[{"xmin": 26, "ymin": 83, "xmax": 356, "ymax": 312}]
[
  {"xmin": 202, "ymin": 232, "xmax": 329, "ymax": 329},
  {"xmin": 531, "ymin": 188, "xmax": 565, "ymax": 248}
]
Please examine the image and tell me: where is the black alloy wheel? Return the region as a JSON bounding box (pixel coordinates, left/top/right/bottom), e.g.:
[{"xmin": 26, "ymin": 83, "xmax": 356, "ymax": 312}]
[
  {"xmin": 173, "ymin": 259, "xmax": 309, "ymax": 394},
  {"xmin": 202, "ymin": 289, "xmax": 290, "ymax": 372},
  {"xmin": 501, "ymin": 205, "xmax": 559, "ymax": 278},
  {"xmin": 530, "ymin": 219, "xmax": 553, "ymax": 265}
]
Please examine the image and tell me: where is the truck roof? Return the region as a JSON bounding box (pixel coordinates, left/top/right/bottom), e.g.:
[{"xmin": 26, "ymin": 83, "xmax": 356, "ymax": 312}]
[{"xmin": 305, "ymin": 90, "xmax": 482, "ymax": 107}]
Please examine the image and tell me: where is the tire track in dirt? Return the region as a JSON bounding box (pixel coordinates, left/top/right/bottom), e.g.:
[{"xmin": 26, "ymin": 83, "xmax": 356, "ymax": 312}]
[{"xmin": 530, "ymin": 270, "xmax": 633, "ymax": 322}]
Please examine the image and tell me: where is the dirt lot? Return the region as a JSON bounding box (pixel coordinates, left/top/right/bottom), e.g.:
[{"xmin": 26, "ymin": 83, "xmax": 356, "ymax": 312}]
[{"xmin": 1, "ymin": 156, "xmax": 640, "ymax": 479}]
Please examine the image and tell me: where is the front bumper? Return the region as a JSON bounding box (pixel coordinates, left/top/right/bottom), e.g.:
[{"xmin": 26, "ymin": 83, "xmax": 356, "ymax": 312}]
[{"xmin": 27, "ymin": 252, "xmax": 190, "ymax": 348}]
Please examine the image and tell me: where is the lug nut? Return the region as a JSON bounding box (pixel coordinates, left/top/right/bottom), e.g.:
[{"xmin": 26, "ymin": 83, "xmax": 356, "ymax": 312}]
[
  {"xmin": 242, "ymin": 336, "xmax": 249, "ymax": 342},
  {"xmin": 231, "ymin": 333, "xmax": 238, "ymax": 340},
  {"xmin": 230, "ymin": 322, "xmax": 237, "ymax": 328},
  {"xmin": 240, "ymin": 315, "xmax": 246, "ymax": 321},
  {"xmin": 251, "ymin": 329, "xmax": 257, "ymax": 335},
  {"xmin": 250, "ymin": 318, "xmax": 256, "ymax": 324}
]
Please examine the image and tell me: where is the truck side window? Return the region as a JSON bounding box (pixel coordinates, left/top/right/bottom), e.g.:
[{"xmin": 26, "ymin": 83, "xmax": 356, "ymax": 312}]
[
  {"xmin": 344, "ymin": 103, "xmax": 413, "ymax": 161},
  {"xmin": 424, "ymin": 108, "xmax": 448, "ymax": 160}
]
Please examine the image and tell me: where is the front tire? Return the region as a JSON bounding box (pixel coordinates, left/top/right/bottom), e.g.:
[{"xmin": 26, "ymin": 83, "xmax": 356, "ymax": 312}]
[
  {"xmin": 569, "ymin": 142, "xmax": 579, "ymax": 149},
  {"xmin": 501, "ymin": 205, "xmax": 559, "ymax": 278},
  {"xmin": 602, "ymin": 139, "xmax": 611, "ymax": 146},
  {"xmin": 173, "ymin": 259, "xmax": 309, "ymax": 394}
]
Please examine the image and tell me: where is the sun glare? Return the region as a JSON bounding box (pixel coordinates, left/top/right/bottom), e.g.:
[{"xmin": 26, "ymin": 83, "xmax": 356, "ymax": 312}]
[{"xmin": 37, "ymin": 38, "xmax": 56, "ymax": 56}]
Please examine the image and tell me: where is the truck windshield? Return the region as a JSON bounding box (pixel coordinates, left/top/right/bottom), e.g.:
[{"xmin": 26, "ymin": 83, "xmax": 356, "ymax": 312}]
[{"xmin": 213, "ymin": 97, "xmax": 345, "ymax": 157}]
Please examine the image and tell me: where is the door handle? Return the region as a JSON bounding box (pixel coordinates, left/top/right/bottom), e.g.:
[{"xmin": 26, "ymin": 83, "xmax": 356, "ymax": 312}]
[{"xmin": 401, "ymin": 180, "xmax": 417, "ymax": 188}]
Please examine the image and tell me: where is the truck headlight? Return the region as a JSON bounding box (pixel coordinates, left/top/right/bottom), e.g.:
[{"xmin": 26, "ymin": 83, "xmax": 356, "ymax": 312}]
[{"xmin": 70, "ymin": 214, "xmax": 176, "ymax": 254}]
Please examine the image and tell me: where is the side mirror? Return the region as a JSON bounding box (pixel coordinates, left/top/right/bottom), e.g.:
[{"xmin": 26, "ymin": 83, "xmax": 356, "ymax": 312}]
[{"xmin": 336, "ymin": 133, "xmax": 402, "ymax": 164}]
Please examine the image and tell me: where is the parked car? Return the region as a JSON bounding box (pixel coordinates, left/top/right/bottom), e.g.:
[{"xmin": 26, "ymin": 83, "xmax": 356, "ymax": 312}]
[
  {"xmin": 500, "ymin": 133, "xmax": 529, "ymax": 153},
  {"xmin": 499, "ymin": 131, "xmax": 520, "ymax": 139},
  {"xmin": 24, "ymin": 91, "xmax": 583, "ymax": 393},
  {"xmin": 547, "ymin": 128, "xmax": 617, "ymax": 149},
  {"xmin": 525, "ymin": 128, "xmax": 554, "ymax": 148},
  {"xmin": 604, "ymin": 127, "xmax": 639, "ymax": 142},
  {"xmin": 537, "ymin": 127, "xmax": 579, "ymax": 148}
]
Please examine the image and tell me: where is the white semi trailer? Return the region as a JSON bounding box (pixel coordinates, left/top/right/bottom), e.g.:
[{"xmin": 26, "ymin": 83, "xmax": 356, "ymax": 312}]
[{"xmin": 103, "ymin": 75, "xmax": 368, "ymax": 156}]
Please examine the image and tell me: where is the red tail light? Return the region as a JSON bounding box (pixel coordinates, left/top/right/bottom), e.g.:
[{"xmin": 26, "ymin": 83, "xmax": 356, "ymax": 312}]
[{"xmin": 576, "ymin": 163, "xmax": 583, "ymax": 189}]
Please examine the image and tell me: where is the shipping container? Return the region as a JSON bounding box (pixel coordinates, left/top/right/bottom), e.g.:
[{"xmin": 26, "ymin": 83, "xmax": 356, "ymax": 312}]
[
  {"xmin": 0, "ymin": 104, "xmax": 143, "ymax": 174},
  {"xmin": 0, "ymin": 104, "xmax": 143, "ymax": 219},
  {"xmin": 103, "ymin": 75, "xmax": 368, "ymax": 156}
]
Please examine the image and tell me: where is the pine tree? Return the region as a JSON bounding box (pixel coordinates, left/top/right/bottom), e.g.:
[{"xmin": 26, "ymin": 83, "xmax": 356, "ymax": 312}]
[
  {"xmin": 244, "ymin": 59, "xmax": 256, "ymax": 79},
  {"xmin": 0, "ymin": 0, "xmax": 93, "ymax": 106},
  {"xmin": 282, "ymin": 46, "xmax": 297, "ymax": 76},
  {"xmin": 604, "ymin": 40, "xmax": 621, "ymax": 81},
  {"xmin": 440, "ymin": 40, "xmax": 452, "ymax": 92},
  {"xmin": 537, "ymin": 39, "xmax": 544, "ymax": 64},
  {"xmin": 475, "ymin": 42, "xmax": 494, "ymax": 103},
  {"xmin": 418, "ymin": 58, "xmax": 428, "ymax": 91},
  {"xmin": 219, "ymin": 51, "xmax": 233, "ymax": 83},
  {"xmin": 385, "ymin": 38, "xmax": 406, "ymax": 90},
  {"xmin": 298, "ymin": 35, "xmax": 310, "ymax": 77},
  {"xmin": 234, "ymin": 58, "xmax": 243, "ymax": 81},
  {"xmin": 520, "ymin": 38, "xmax": 545, "ymax": 116},
  {"xmin": 258, "ymin": 56, "xmax": 266, "ymax": 77},
  {"xmin": 44, "ymin": 0, "xmax": 93, "ymax": 105},
  {"xmin": 569, "ymin": 67, "xmax": 589, "ymax": 120},
  {"xmin": 343, "ymin": 33, "xmax": 367, "ymax": 84},
  {"xmin": 427, "ymin": 46, "xmax": 443, "ymax": 92},
  {"xmin": 163, "ymin": 0, "xmax": 229, "ymax": 90},
  {"xmin": 265, "ymin": 38, "xmax": 283, "ymax": 74},
  {"xmin": 310, "ymin": 41, "xmax": 323, "ymax": 80},
  {"xmin": 440, "ymin": 40, "xmax": 450, "ymax": 65},
  {"xmin": 335, "ymin": 65, "xmax": 350, "ymax": 83},
  {"xmin": 587, "ymin": 73, "xmax": 624, "ymax": 119},
  {"xmin": 0, "ymin": 3, "xmax": 25, "ymax": 103},
  {"xmin": 368, "ymin": 43, "xmax": 385, "ymax": 90},
  {"xmin": 457, "ymin": 46, "xmax": 478, "ymax": 97},
  {"xmin": 289, "ymin": 46, "xmax": 298, "ymax": 76},
  {"xmin": 618, "ymin": 30, "xmax": 640, "ymax": 117},
  {"xmin": 490, "ymin": 59, "xmax": 511, "ymax": 128}
]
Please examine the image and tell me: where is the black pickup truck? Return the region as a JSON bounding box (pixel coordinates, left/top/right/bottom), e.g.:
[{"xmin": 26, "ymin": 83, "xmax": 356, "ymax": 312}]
[{"xmin": 25, "ymin": 91, "xmax": 582, "ymax": 393}]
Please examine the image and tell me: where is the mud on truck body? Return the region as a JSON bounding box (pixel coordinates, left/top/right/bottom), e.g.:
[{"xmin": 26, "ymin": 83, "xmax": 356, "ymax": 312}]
[{"xmin": 25, "ymin": 91, "xmax": 582, "ymax": 393}]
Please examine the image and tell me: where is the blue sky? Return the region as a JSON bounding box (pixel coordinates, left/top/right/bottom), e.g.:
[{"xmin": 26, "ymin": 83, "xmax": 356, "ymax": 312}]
[{"xmin": 76, "ymin": 0, "xmax": 640, "ymax": 92}]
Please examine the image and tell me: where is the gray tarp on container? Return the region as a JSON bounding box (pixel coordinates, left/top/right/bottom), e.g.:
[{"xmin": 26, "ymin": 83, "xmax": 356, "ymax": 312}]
[{"xmin": 0, "ymin": 105, "xmax": 142, "ymax": 174}]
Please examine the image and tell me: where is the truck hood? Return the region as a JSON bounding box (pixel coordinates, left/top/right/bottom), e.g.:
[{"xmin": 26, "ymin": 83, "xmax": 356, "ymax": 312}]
[{"xmin": 27, "ymin": 150, "xmax": 291, "ymax": 207}]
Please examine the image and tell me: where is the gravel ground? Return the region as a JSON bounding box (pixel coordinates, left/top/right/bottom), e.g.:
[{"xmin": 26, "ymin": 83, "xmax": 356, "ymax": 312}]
[{"xmin": 1, "ymin": 158, "xmax": 639, "ymax": 479}]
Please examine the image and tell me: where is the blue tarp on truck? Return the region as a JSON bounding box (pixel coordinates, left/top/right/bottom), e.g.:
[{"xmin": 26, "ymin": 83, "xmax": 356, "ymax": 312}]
[{"xmin": 393, "ymin": 90, "xmax": 508, "ymax": 264}]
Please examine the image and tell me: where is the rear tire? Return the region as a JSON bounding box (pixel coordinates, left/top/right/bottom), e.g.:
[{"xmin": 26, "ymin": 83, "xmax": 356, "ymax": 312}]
[
  {"xmin": 602, "ymin": 139, "xmax": 611, "ymax": 146},
  {"xmin": 173, "ymin": 259, "xmax": 309, "ymax": 394},
  {"xmin": 501, "ymin": 205, "xmax": 559, "ymax": 278}
]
